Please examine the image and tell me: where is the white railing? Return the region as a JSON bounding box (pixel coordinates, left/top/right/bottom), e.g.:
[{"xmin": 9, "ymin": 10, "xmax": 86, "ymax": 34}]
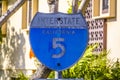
[{"xmin": 0, "ymin": 0, "xmax": 26, "ymax": 26}]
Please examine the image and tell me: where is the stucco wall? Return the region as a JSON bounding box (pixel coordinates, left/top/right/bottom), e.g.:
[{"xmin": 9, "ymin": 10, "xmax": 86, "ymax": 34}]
[
  {"xmin": 0, "ymin": 0, "xmax": 71, "ymax": 79},
  {"xmin": 7, "ymin": 0, "xmax": 37, "ymax": 72},
  {"xmin": 0, "ymin": 0, "xmax": 37, "ymax": 79},
  {"xmin": 107, "ymin": 0, "xmax": 120, "ymax": 60}
]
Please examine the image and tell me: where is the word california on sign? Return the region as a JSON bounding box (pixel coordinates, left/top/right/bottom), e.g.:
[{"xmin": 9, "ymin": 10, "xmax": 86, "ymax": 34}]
[{"xmin": 29, "ymin": 12, "xmax": 88, "ymax": 71}]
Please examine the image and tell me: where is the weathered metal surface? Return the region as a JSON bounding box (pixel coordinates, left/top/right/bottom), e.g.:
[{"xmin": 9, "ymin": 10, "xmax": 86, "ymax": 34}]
[{"xmin": 29, "ymin": 12, "xmax": 88, "ymax": 71}]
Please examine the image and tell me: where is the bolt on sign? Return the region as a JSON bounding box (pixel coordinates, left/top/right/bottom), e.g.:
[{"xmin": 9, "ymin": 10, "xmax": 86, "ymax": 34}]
[{"xmin": 29, "ymin": 12, "xmax": 88, "ymax": 71}]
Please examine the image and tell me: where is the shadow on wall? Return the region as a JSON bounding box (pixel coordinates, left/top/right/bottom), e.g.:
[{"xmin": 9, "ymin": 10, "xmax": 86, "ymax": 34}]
[
  {"xmin": 0, "ymin": 26, "xmax": 26, "ymax": 78},
  {"xmin": 9, "ymin": 27, "xmax": 26, "ymax": 68}
]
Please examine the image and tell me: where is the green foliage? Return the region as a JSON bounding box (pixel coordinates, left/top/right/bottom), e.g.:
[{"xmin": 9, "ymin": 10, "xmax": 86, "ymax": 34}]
[
  {"xmin": 110, "ymin": 59, "xmax": 120, "ymax": 80},
  {"xmin": 66, "ymin": 0, "xmax": 72, "ymax": 14},
  {"xmin": 48, "ymin": 44, "xmax": 120, "ymax": 80},
  {"xmin": 48, "ymin": 71, "xmax": 55, "ymax": 79},
  {"xmin": 67, "ymin": 2, "xmax": 72, "ymax": 14},
  {"xmin": 15, "ymin": 72, "xmax": 29, "ymax": 80},
  {"xmin": 62, "ymin": 44, "xmax": 109, "ymax": 79},
  {"xmin": 62, "ymin": 44, "xmax": 107, "ymax": 79},
  {"xmin": 67, "ymin": 0, "xmax": 81, "ymax": 14}
]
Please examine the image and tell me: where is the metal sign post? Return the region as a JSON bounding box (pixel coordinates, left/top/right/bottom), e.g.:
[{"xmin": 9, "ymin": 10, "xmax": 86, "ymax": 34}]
[{"xmin": 55, "ymin": 71, "xmax": 62, "ymax": 79}]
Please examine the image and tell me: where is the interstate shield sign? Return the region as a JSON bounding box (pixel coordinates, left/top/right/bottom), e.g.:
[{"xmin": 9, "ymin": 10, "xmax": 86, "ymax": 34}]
[{"xmin": 29, "ymin": 12, "xmax": 88, "ymax": 71}]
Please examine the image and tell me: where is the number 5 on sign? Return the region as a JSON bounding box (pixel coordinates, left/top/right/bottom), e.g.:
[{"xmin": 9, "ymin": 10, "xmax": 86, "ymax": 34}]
[{"xmin": 52, "ymin": 38, "xmax": 65, "ymax": 58}]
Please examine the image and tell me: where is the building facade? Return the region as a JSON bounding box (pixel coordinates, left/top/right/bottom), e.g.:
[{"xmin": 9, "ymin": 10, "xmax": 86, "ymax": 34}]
[
  {"xmin": 0, "ymin": 0, "xmax": 71, "ymax": 79},
  {"xmin": 0, "ymin": 0, "xmax": 39, "ymax": 79},
  {"xmin": 92, "ymin": 0, "xmax": 120, "ymax": 61},
  {"xmin": 0, "ymin": 0, "xmax": 119, "ymax": 79}
]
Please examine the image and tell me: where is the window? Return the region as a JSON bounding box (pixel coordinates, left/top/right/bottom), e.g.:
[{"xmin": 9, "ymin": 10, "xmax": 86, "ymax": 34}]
[
  {"xmin": 102, "ymin": 0, "xmax": 109, "ymax": 13},
  {"xmin": 92, "ymin": 0, "xmax": 116, "ymax": 19}
]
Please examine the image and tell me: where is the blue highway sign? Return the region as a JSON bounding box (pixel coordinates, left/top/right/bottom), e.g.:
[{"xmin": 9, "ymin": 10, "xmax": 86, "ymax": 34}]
[{"xmin": 29, "ymin": 12, "xmax": 88, "ymax": 71}]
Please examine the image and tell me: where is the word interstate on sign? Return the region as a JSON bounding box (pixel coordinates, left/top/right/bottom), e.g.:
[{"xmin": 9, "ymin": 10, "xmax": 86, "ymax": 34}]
[
  {"xmin": 38, "ymin": 17, "xmax": 80, "ymax": 25},
  {"xmin": 31, "ymin": 13, "xmax": 86, "ymax": 28}
]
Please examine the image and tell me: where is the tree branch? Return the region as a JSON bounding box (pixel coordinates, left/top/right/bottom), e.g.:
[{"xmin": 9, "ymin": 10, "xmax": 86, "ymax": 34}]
[
  {"xmin": 77, "ymin": 0, "xmax": 90, "ymax": 14},
  {"xmin": 47, "ymin": 0, "xmax": 59, "ymax": 13},
  {"xmin": 72, "ymin": 0, "xmax": 78, "ymax": 13}
]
